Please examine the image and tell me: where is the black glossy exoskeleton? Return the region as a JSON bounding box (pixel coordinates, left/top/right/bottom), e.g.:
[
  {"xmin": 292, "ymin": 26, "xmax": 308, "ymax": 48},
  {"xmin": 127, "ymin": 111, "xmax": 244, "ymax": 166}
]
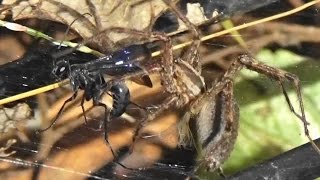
[
  {"xmin": 51, "ymin": 44, "xmax": 150, "ymax": 124},
  {"xmin": 110, "ymin": 82, "xmax": 130, "ymax": 118},
  {"xmin": 40, "ymin": 44, "xmax": 151, "ymax": 168},
  {"xmin": 45, "ymin": 44, "xmax": 151, "ymax": 128},
  {"xmin": 0, "ymin": 44, "xmax": 98, "ymax": 107}
]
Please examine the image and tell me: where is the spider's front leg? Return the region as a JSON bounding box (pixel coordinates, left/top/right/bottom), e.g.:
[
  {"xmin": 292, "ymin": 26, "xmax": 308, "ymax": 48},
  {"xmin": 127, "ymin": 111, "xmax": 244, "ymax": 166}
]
[
  {"xmin": 125, "ymin": 0, "xmax": 204, "ymax": 139},
  {"xmin": 161, "ymin": 0, "xmax": 201, "ymax": 71},
  {"xmin": 238, "ymin": 54, "xmax": 320, "ymax": 154},
  {"xmin": 130, "ymin": 93, "xmax": 179, "ymax": 150}
]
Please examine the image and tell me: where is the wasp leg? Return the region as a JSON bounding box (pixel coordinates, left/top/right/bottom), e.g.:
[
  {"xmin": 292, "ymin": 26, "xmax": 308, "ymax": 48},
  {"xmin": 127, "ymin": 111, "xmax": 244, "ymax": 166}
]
[
  {"xmin": 80, "ymin": 94, "xmax": 89, "ymax": 124},
  {"xmin": 38, "ymin": 91, "xmax": 78, "ymax": 132}
]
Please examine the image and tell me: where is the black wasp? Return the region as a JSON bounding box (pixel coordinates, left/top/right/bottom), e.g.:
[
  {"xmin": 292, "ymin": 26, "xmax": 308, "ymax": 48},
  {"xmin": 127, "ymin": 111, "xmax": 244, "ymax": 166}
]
[
  {"xmin": 43, "ymin": 44, "xmax": 152, "ymax": 130},
  {"xmin": 0, "ymin": 34, "xmax": 152, "ymax": 164},
  {"xmin": 40, "ymin": 44, "xmax": 152, "ymax": 166},
  {"xmin": 0, "ymin": 43, "xmax": 98, "ymax": 107}
]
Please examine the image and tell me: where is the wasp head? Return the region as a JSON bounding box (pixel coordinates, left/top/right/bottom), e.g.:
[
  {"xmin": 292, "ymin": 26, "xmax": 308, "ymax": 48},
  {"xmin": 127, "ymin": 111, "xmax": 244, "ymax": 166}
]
[{"xmin": 52, "ymin": 59, "xmax": 70, "ymax": 80}]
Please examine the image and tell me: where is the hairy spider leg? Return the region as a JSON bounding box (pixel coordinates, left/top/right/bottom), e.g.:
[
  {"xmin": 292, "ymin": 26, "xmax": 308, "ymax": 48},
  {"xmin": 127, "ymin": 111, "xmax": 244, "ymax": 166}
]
[
  {"xmin": 39, "ymin": 0, "xmax": 202, "ymax": 165},
  {"xmin": 185, "ymin": 52, "xmax": 320, "ymax": 171},
  {"xmin": 80, "ymin": 27, "xmax": 181, "ymax": 137},
  {"xmin": 74, "ymin": 10, "xmax": 202, "ymax": 169},
  {"xmin": 76, "ymin": 1, "xmax": 204, "ymax": 153},
  {"xmin": 237, "ymin": 54, "xmax": 320, "ymax": 154},
  {"xmin": 193, "ymin": 54, "xmax": 320, "ymax": 154},
  {"xmin": 162, "ymin": 0, "xmax": 201, "ymax": 70},
  {"xmin": 127, "ymin": 0, "xmax": 204, "ymax": 146}
]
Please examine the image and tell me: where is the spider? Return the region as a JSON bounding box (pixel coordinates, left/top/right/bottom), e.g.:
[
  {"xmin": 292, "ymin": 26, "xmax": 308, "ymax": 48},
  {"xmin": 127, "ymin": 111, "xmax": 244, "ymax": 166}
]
[{"xmin": 110, "ymin": 0, "xmax": 320, "ymax": 172}]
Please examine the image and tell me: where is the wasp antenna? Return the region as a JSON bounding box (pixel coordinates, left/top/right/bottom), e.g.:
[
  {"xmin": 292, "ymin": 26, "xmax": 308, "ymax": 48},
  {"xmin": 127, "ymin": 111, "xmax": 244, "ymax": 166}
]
[{"xmin": 58, "ymin": 12, "xmax": 93, "ymax": 50}]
